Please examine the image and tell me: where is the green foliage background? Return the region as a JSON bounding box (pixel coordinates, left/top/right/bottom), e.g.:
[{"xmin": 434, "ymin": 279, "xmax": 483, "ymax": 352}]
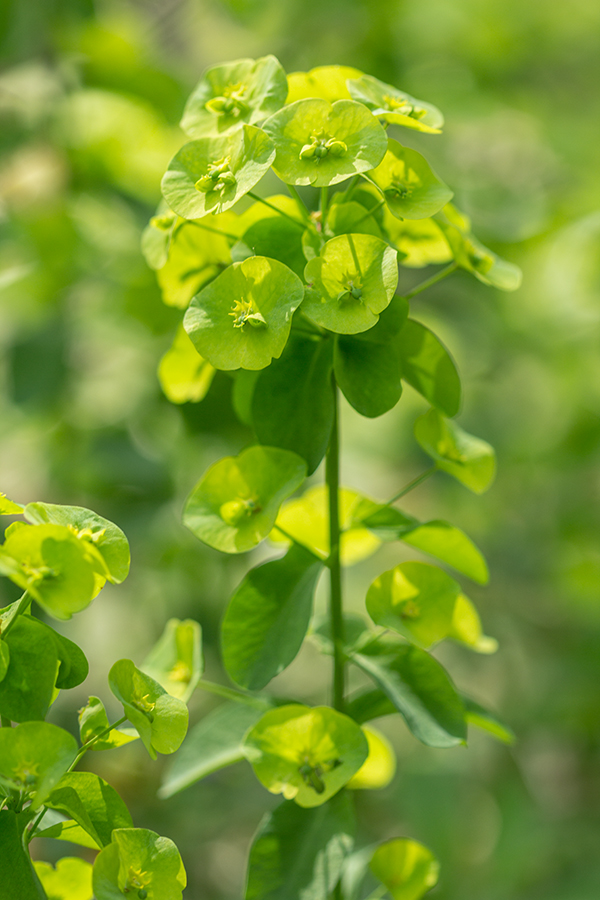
[{"xmin": 1, "ymin": 1, "xmax": 599, "ymax": 897}]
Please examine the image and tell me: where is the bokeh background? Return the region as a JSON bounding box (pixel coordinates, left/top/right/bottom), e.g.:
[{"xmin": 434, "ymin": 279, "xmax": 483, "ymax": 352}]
[{"xmin": 1, "ymin": 1, "xmax": 600, "ymax": 898}]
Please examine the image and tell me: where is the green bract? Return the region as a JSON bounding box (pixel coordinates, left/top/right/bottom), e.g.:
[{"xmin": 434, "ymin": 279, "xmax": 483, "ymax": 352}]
[
  {"xmin": 161, "ymin": 126, "xmax": 275, "ymax": 219},
  {"xmin": 108, "ymin": 659, "xmax": 189, "ymax": 760},
  {"xmin": 158, "ymin": 324, "xmax": 216, "ymax": 405},
  {"xmin": 384, "ymin": 214, "xmax": 453, "ymax": 268},
  {"xmin": 370, "ymin": 838, "xmax": 440, "ymax": 900},
  {"xmin": 242, "ymin": 704, "xmax": 369, "ymax": 807},
  {"xmin": 92, "ymin": 828, "xmax": 186, "ymax": 900},
  {"xmin": 263, "ymin": 99, "xmax": 387, "ymax": 187},
  {"xmin": 155, "ymin": 218, "xmax": 232, "ymax": 308},
  {"xmin": 184, "ymin": 256, "xmax": 304, "ymax": 370},
  {"xmin": 141, "ymin": 618, "xmax": 203, "ymax": 702},
  {"xmin": 303, "ymin": 234, "xmax": 398, "ymax": 333},
  {"xmin": 78, "ymin": 696, "xmax": 139, "ymax": 751},
  {"xmin": 0, "ymin": 492, "xmax": 23, "ymax": 514},
  {"xmin": 347, "ymin": 74, "xmax": 444, "ymax": 134},
  {"xmin": 414, "ymin": 408, "xmax": 496, "ymax": 493},
  {"xmin": 34, "ymin": 858, "xmax": 93, "ymax": 900},
  {"xmin": 368, "ymin": 140, "xmax": 453, "ymax": 220},
  {"xmin": 183, "ymin": 445, "xmax": 306, "ymax": 553},
  {"xmin": 449, "ymin": 594, "xmax": 498, "ymax": 654},
  {"xmin": 180, "ymin": 56, "xmax": 288, "ymax": 138},
  {"xmin": 0, "ymin": 721, "xmax": 78, "ymax": 809},
  {"xmin": 286, "ymin": 65, "xmax": 363, "ymax": 103}
]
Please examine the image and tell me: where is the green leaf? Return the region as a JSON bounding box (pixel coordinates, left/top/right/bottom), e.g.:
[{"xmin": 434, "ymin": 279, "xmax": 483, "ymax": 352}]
[
  {"xmin": 233, "ymin": 368, "xmax": 261, "ymax": 426},
  {"xmin": 184, "ymin": 256, "xmax": 305, "ymax": 371},
  {"xmin": 44, "ymin": 772, "xmax": 133, "ymax": 849},
  {"xmin": 370, "ymin": 837, "xmax": 440, "ymax": 900},
  {"xmin": 368, "ymin": 141, "xmax": 453, "ymax": 220},
  {"xmin": 240, "ymin": 217, "xmax": 307, "ymax": 278},
  {"xmin": 155, "ymin": 218, "xmax": 232, "ymax": 309},
  {"xmin": 325, "ymin": 198, "xmax": 384, "ymax": 240},
  {"xmin": 0, "ymin": 640, "xmax": 9, "ymax": 683},
  {"xmin": 286, "ymin": 65, "xmax": 362, "ymax": 103},
  {"xmin": 109, "ymin": 659, "xmax": 189, "ymax": 760},
  {"xmin": 448, "ymin": 594, "xmax": 498, "ymax": 654},
  {"xmin": 383, "ymin": 214, "xmax": 453, "ymax": 268},
  {"xmin": 0, "ymin": 810, "xmax": 46, "ymax": 899},
  {"xmin": 303, "ymin": 234, "xmax": 398, "ymax": 334},
  {"xmin": 345, "ymin": 688, "xmax": 396, "ymax": 725},
  {"xmin": 184, "ymin": 445, "xmax": 306, "ymax": 554},
  {"xmin": 222, "ymin": 544, "xmax": 323, "ymax": 691},
  {"xmin": 245, "ymin": 792, "xmax": 355, "ymax": 900},
  {"xmin": 347, "ymin": 74, "xmax": 444, "ymax": 134},
  {"xmin": 158, "ymin": 323, "xmax": 216, "ymax": 405},
  {"xmin": 141, "ymin": 205, "xmax": 177, "ymax": 270},
  {"xmin": 24, "ymin": 503, "xmax": 130, "ymax": 585},
  {"xmin": 92, "ymin": 828, "xmax": 186, "ymax": 900},
  {"xmin": 181, "ymin": 55, "xmax": 288, "ymax": 138},
  {"xmin": 398, "ymin": 319, "xmax": 461, "ymax": 417},
  {"xmin": 0, "ymin": 721, "xmax": 78, "ymax": 809},
  {"xmin": 0, "ymin": 616, "xmax": 59, "ymax": 722},
  {"xmin": 34, "ymin": 858, "xmax": 93, "ymax": 900},
  {"xmin": 251, "ymin": 335, "xmax": 334, "ymax": 474},
  {"xmin": 271, "ymin": 486, "xmax": 381, "ymax": 567},
  {"xmin": 159, "ymin": 702, "xmax": 267, "ymax": 798},
  {"xmin": 334, "ymin": 296, "xmax": 408, "ymax": 417},
  {"xmin": 39, "ymin": 622, "xmax": 89, "ymax": 690},
  {"xmin": 414, "ymin": 408, "xmax": 496, "ymax": 493},
  {"xmin": 141, "ymin": 618, "xmax": 203, "ymax": 702},
  {"xmin": 78, "ymin": 696, "xmax": 139, "ymax": 751},
  {"xmin": 242, "ymin": 704, "xmax": 368, "ymax": 807},
  {"xmin": 366, "ymin": 562, "xmax": 461, "ymax": 649},
  {"xmin": 435, "ymin": 203, "xmax": 522, "ymax": 291},
  {"xmin": 0, "ymin": 493, "xmax": 24, "ymax": 515},
  {"xmin": 161, "ymin": 125, "xmax": 275, "ymax": 218},
  {"xmin": 462, "ymin": 695, "xmax": 515, "ymax": 744},
  {"xmin": 35, "ymin": 817, "xmax": 104, "ymax": 850},
  {"xmin": 263, "ymin": 99, "xmax": 387, "ymax": 187},
  {"xmin": 346, "ymin": 724, "xmax": 397, "ymax": 790},
  {"xmin": 351, "ymin": 641, "xmax": 466, "ymax": 748}
]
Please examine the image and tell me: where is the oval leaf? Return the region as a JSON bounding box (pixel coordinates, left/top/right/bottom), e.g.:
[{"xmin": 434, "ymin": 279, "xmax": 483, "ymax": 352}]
[
  {"xmin": 92, "ymin": 828, "xmax": 186, "ymax": 900},
  {"xmin": 368, "ymin": 141, "xmax": 453, "ymax": 220},
  {"xmin": 0, "ymin": 721, "xmax": 78, "ymax": 809},
  {"xmin": 414, "ymin": 408, "xmax": 496, "ymax": 493},
  {"xmin": 158, "ymin": 324, "xmax": 216, "ymax": 405},
  {"xmin": 398, "ymin": 319, "xmax": 461, "ymax": 417}
]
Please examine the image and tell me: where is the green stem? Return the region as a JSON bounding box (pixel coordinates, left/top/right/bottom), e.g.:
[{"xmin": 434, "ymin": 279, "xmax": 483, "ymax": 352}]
[
  {"xmin": 1, "ymin": 591, "xmax": 33, "ymax": 639},
  {"xmin": 351, "ymin": 198, "xmax": 385, "ymax": 229},
  {"xmin": 403, "ymin": 262, "xmax": 458, "ymax": 300},
  {"xmin": 326, "ymin": 379, "xmax": 345, "ymax": 712},
  {"xmin": 69, "ymin": 715, "xmax": 128, "ymax": 771},
  {"xmin": 196, "ymin": 679, "xmax": 269, "ymax": 710},
  {"xmin": 247, "ymin": 192, "xmax": 306, "ymax": 230},
  {"xmin": 320, "ymin": 186, "xmax": 328, "ymax": 225},
  {"xmin": 27, "ymin": 807, "xmax": 48, "ymax": 844},
  {"xmin": 286, "ymin": 185, "xmax": 313, "ymax": 224},
  {"xmin": 187, "ymin": 220, "xmax": 240, "ymax": 241},
  {"xmin": 342, "ymin": 173, "xmax": 360, "ymax": 201},
  {"xmin": 386, "ymin": 465, "xmax": 437, "ymax": 505}
]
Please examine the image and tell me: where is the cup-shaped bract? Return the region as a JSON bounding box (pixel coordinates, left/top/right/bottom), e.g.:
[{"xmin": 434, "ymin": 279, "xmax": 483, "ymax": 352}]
[
  {"xmin": 183, "ymin": 445, "xmax": 307, "ymax": 554},
  {"xmin": 34, "ymin": 857, "xmax": 93, "ymax": 900},
  {"xmin": 286, "ymin": 65, "xmax": 363, "ymax": 104},
  {"xmin": 348, "ymin": 74, "xmax": 444, "ymax": 134},
  {"xmin": 78, "ymin": 696, "xmax": 138, "ymax": 751},
  {"xmin": 369, "ymin": 141, "xmax": 453, "ymax": 220},
  {"xmin": 0, "ymin": 721, "xmax": 78, "ymax": 809},
  {"xmin": 92, "ymin": 828, "xmax": 186, "ymax": 900},
  {"xmin": 303, "ymin": 233, "xmax": 398, "ymax": 334},
  {"xmin": 263, "ymin": 99, "xmax": 387, "ymax": 187},
  {"xmin": 158, "ymin": 324, "xmax": 216, "ymax": 405},
  {"xmin": 141, "ymin": 618, "xmax": 203, "ymax": 703},
  {"xmin": 346, "ymin": 725, "xmax": 396, "ymax": 790},
  {"xmin": 161, "ymin": 125, "xmax": 275, "ymax": 219},
  {"xmin": 370, "ymin": 838, "xmax": 440, "ymax": 900},
  {"xmin": 435, "ymin": 203, "xmax": 522, "ymax": 291},
  {"xmin": 109, "ymin": 660, "xmax": 189, "ymax": 761},
  {"xmin": 448, "ymin": 594, "xmax": 498, "ymax": 654},
  {"xmin": 180, "ymin": 55, "xmax": 288, "ymax": 138},
  {"xmin": 184, "ymin": 256, "xmax": 304, "ymax": 371},
  {"xmin": 242, "ymin": 704, "xmax": 369, "ymax": 807}
]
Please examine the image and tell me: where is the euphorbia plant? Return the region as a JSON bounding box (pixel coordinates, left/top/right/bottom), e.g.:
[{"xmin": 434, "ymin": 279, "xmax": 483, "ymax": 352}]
[{"xmin": 0, "ymin": 55, "xmax": 521, "ymax": 900}]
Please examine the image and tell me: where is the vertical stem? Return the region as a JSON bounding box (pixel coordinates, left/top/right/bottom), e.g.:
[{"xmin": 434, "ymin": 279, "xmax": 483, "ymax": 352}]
[
  {"xmin": 320, "ymin": 186, "xmax": 328, "ymax": 225},
  {"xmin": 326, "ymin": 378, "xmax": 345, "ymax": 712}
]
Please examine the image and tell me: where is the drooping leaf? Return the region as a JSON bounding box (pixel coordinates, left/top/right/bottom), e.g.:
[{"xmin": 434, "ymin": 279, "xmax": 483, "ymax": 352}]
[
  {"xmin": 141, "ymin": 618, "xmax": 203, "ymax": 702},
  {"xmin": 286, "ymin": 65, "xmax": 362, "ymax": 104},
  {"xmin": 162, "ymin": 125, "xmax": 276, "ymax": 218},
  {"xmin": 92, "ymin": 828, "xmax": 186, "ymax": 900},
  {"xmin": 155, "ymin": 218, "xmax": 232, "ymax": 309},
  {"xmin": 184, "ymin": 445, "xmax": 306, "ymax": 554},
  {"xmin": 263, "ymin": 99, "xmax": 387, "ymax": 187},
  {"xmin": 242, "ymin": 704, "xmax": 369, "ymax": 807},
  {"xmin": 245, "ymin": 792, "xmax": 355, "ymax": 900},
  {"xmin": 383, "ymin": 214, "xmax": 452, "ymax": 268},
  {"xmin": 351, "ymin": 641, "xmax": 466, "ymax": 748},
  {"xmin": 0, "ymin": 616, "xmax": 59, "ymax": 722},
  {"xmin": 346, "ymin": 725, "xmax": 396, "ymax": 790},
  {"xmin": 109, "ymin": 659, "xmax": 189, "ymax": 760},
  {"xmin": 414, "ymin": 408, "xmax": 496, "ymax": 493},
  {"xmin": 44, "ymin": 772, "xmax": 133, "ymax": 849},
  {"xmin": 159, "ymin": 702, "xmax": 268, "ymax": 798},
  {"xmin": 222, "ymin": 544, "xmax": 323, "ymax": 691},
  {"xmin": 184, "ymin": 256, "xmax": 305, "ymax": 371},
  {"xmin": 303, "ymin": 234, "xmax": 398, "ymax": 334},
  {"xmin": 251, "ymin": 335, "xmax": 334, "ymax": 474},
  {"xmin": 347, "ymin": 75, "xmax": 444, "ymax": 134},
  {"xmin": 0, "ymin": 493, "xmax": 24, "ymax": 515},
  {"xmin": 181, "ymin": 55, "xmax": 288, "ymax": 138},
  {"xmin": 370, "ymin": 837, "xmax": 440, "ymax": 900},
  {"xmin": 398, "ymin": 319, "xmax": 461, "ymax": 417},
  {"xmin": 0, "ymin": 810, "xmax": 46, "ymax": 899},
  {"xmin": 462, "ymin": 695, "xmax": 515, "ymax": 744},
  {"xmin": 448, "ymin": 594, "xmax": 498, "ymax": 654},
  {"xmin": 78, "ymin": 696, "xmax": 139, "ymax": 751},
  {"xmin": 0, "ymin": 721, "xmax": 78, "ymax": 809},
  {"xmin": 158, "ymin": 324, "xmax": 216, "ymax": 405},
  {"xmin": 366, "ymin": 562, "xmax": 461, "ymax": 649},
  {"xmin": 33, "ymin": 858, "xmax": 93, "ymax": 900},
  {"xmin": 368, "ymin": 141, "xmax": 453, "ymax": 220}
]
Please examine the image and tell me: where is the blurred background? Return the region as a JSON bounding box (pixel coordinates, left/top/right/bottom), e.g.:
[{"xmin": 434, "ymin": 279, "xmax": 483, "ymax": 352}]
[{"xmin": 1, "ymin": 1, "xmax": 599, "ymax": 898}]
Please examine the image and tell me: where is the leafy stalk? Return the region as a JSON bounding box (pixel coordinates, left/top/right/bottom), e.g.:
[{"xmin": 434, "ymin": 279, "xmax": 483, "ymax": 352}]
[{"xmin": 326, "ymin": 378, "xmax": 345, "ymax": 712}]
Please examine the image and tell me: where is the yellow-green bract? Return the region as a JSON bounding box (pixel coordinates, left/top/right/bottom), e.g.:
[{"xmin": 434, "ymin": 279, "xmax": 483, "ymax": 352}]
[
  {"xmin": 348, "ymin": 74, "xmax": 444, "ymax": 134},
  {"xmin": 367, "ymin": 140, "xmax": 453, "ymax": 220},
  {"xmin": 370, "ymin": 837, "xmax": 440, "ymax": 900},
  {"xmin": 0, "ymin": 721, "xmax": 78, "ymax": 809},
  {"xmin": 92, "ymin": 828, "xmax": 186, "ymax": 900},
  {"xmin": 414, "ymin": 408, "xmax": 497, "ymax": 493},
  {"xmin": 34, "ymin": 857, "xmax": 93, "ymax": 900}
]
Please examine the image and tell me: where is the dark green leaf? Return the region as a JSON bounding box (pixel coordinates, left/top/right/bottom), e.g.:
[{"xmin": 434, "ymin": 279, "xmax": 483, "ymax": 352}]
[
  {"xmin": 345, "ymin": 689, "xmax": 396, "ymax": 725},
  {"xmin": 398, "ymin": 319, "xmax": 461, "ymax": 417},
  {"xmin": 241, "ymin": 217, "xmax": 307, "ymax": 278},
  {"xmin": 0, "ymin": 810, "xmax": 46, "ymax": 899},
  {"xmin": 38, "ymin": 622, "xmax": 89, "ymax": 690},
  {"xmin": 44, "ymin": 772, "xmax": 133, "ymax": 849},
  {"xmin": 0, "ymin": 616, "xmax": 58, "ymax": 722}
]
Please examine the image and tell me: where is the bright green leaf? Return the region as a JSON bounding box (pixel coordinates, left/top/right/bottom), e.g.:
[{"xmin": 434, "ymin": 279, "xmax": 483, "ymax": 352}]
[
  {"xmin": 263, "ymin": 99, "xmax": 387, "ymax": 187},
  {"xmin": 448, "ymin": 594, "xmax": 498, "ymax": 654},
  {"xmin": 155, "ymin": 218, "xmax": 232, "ymax": 309},
  {"xmin": 141, "ymin": 618, "xmax": 203, "ymax": 702},
  {"xmin": 184, "ymin": 445, "xmax": 306, "ymax": 554},
  {"xmin": 462, "ymin": 695, "xmax": 515, "ymax": 744},
  {"xmin": 92, "ymin": 828, "xmax": 186, "ymax": 900},
  {"xmin": 141, "ymin": 205, "xmax": 177, "ymax": 270},
  {"xmin": 347, "ymin": 74, "xmax": 444, "ymax": 134},
  {"xmin": 34, "ymin": 858, "xmax": 93, "ymax": 900},
  {"xmin": 414, "ymin": 408, "xmax": 496, "ymax": 493},
  {"xmin": 398, "ymin": 319, "xmax": 461, "ymax": 417},
  {"xmin": 370, "ymin": 837, "xmax": 440, "ymax": 900},
  {"xmin": 44, "ymin": 772, "xmax": 133, "ymax": 849},
  {"xmin": 222, "ymin": 544, "xmax": 323, "ymax": 691},
  {"xmin": 383, "ymin": 214, "xmax": 453, "ymax": 268},
  {"xmin": 243, "ymin": 704, "xmax": 368, "ymax": 807},
  {"xmin": 35, "ymin": 817, "xmax": 100, "ymax": 849},
  {"xmin": 0, "ymin": 721, "xmax": 78, "ymax": 809},
  {"xmin": 368, "ymin": 141, "xmax": 453, "ymax": 220},
  {"xmin": 286, "ymin": 65, "xmax": 363, "ymax": 104},
  {"xmin": 158, "ymin": 323, "xmax": 216, "ymax": 405},
  {"xmin": 325, "ymin": 199, "xmax": 384, "ymax": 240},
  {"xmin": 0, "ymin": 493, "xmax": 24, "ymax": 515},
  {"xmin": 78, "ymin": 696, "xmax": 139, "ymax": 751},
  {"xmin": 240, "ymin": 217, "xmax": 307, "ymax": 278},
  {"xmin": 184, "ymin": 256, "xmax": 304, "ymax": 371},
  {"xmin": 346, "ymin": 725, "xmax": 396, "ymax": 790}
]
